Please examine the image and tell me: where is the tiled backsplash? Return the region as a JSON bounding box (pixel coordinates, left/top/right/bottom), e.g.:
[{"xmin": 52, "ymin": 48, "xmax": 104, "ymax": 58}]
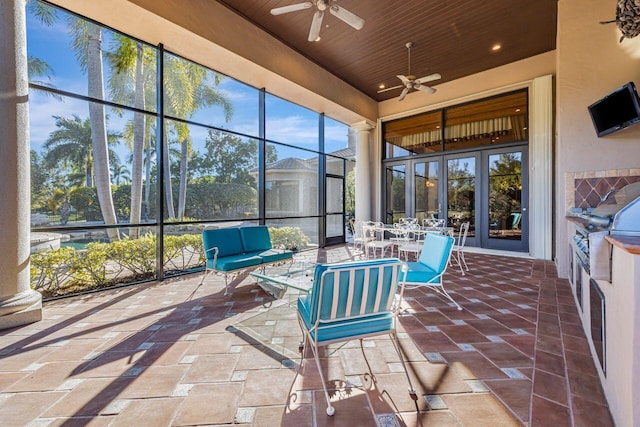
[{"xmin": 565, "ymin": 168, "xmax": 640, "ymax": 212}]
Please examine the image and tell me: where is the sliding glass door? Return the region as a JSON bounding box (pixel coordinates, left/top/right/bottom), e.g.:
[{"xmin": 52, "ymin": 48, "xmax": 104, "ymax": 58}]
[{"xmin": 383, "ymin": 146, "xmax": 528, "ymax": 252}]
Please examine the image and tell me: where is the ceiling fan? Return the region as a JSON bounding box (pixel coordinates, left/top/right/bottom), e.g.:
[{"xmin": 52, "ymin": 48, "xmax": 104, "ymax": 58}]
[
  {"xmin": 378, "ymin": 42, "xmax": 441, "ymax": 101},
  {"xmin": 270, "ymin": 0, "xmax": 365, "ymax": 42}
]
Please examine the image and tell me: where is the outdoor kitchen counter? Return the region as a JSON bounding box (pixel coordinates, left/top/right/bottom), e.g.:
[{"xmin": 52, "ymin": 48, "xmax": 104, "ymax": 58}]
[{"xmin": 605, "ymin": 234, "xmax": 640, "ymax": 255}]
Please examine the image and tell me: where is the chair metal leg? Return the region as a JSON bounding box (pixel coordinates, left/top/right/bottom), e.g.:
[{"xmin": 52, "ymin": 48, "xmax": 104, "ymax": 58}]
[{"xmin": 309, "ymin": 340, "xmax": 336, "ymax": 416}]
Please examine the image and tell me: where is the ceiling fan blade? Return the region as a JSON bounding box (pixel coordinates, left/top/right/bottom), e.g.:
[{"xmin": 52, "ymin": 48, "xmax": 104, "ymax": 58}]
[
  {"xmin": 415, "ymin": 73, "xmax": 442, "ymax": 84},
  {"xmin": 270, "ymin": 2, "xmax": 313, "ymax": 15},
  {"xmin": 396, "ymin": 75, "xmax": 411, "ymax": 84},
  {"xmin": 415, "ymin": 84, "xmax": 437, "ymax": 95},
  {"xmin": 377, "ymin": 84, "xmax": 403, "ymax": 93},
  {"xmin": 398, "ymin": 87, "xmax": 409, "ymax": 102},
  {"xmin": 329, "ymin": 5, "xmax": 365, "ymax": 30},
  {"xmin": 308, "ymin": 10, "xmax": 324, "ymax": 41}
]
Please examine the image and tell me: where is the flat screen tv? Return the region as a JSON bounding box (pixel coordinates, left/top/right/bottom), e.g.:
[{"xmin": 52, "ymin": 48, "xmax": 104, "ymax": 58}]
[{"xmin": 588, "ymin": 82, "xmax": 640, "ymax": 137}]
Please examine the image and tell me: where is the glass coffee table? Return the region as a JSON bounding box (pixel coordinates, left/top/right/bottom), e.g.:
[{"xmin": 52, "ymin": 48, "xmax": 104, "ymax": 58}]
[{"xmin": 250, "ymin": 260, "xmax": 316, "ymax": 299}]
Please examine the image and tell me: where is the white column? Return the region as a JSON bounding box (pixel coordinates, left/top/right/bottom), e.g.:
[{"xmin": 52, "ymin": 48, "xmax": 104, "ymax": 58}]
[
  {"xmin": 0, "ymin": 0, "xmax": 42, "ymax": 330},
  {"xmin": 351, "ymin": 121, "xmax": 375, "ymax": 221},
  {"xmin": 530, "ymin": 74, "xmax": 553, "ymax": 260}
]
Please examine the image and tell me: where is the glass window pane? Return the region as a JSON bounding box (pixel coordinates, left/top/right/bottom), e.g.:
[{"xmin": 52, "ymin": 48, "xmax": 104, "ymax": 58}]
[
  {"xmin": 31, "ymin": 226, "xmax": 157, "ymax": 299},
  {"xmin": 326, "ymin": 214, "xmax": 343, "ymax": 238},
  {"xmin": 415, "ymin": 161, "xmax": 440, "ymax": 224},
  {"xmin": 163, "ymin": 53, "xmax": 258, "ymax": 136},
  {"xmin": 265, "ymin": 143, "xmax": 318, "ymax": 218},
  {"xmin": 27, "ymin": 3, "xmax": 158, "ymax": 113},
  {"xmin": 266, "ymin": 219, "xmax": 318, "ymax": 250},
  {"xmin": 489, "ymin": 152, "xmax": 523, "ymax": 241},
  {"xmin": 383, "ymin": 110, "xmax": 442, "ymax": 158},
  {"xmin": 266, "ymin": 94, "xmax": 319, "ymax": 151},
  {"xmin": 164, "ymin": 120, "xmax": 258, "ymax": 221},
  {"xmin": 324, "ymin": 116, "xmax": 350, "ymax": 155},
  {"xmin": 444, "ymin": 90, "xmax": 528, "ymax": 151},
  {"xmin": 326, "ymin": 156, "xmax": 345, "ymax": 176},
  {"xmin": 385, "ymin": 165, "xmax": 406, "ymax": 224},
  {"xmin": 326, "ymin": 177, "xmax": 343, "ymax": 214},
  {"xmin": 29, "ymin": 93, "xmax": 158, "ymax": 226},
  {"xmin": 447, "ymin": 157, "xmax": 475, "ymax": 236}
]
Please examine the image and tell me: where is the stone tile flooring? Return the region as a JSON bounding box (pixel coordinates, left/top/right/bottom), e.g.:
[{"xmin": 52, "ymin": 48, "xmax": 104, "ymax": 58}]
[{"xmin": 0, "ymin": 246, "xmax": 614, "ymax": 426}]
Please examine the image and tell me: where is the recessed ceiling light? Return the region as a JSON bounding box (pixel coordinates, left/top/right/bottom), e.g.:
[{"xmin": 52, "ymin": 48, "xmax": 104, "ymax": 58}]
[
  {"xmin": 315, "ymin": 36, "xmax": 321, "ymax": 42},
  {"xmin": 491, "ymin": 44, "xmax": 501, "ymax": 51},
  {"xmin": 379, "ymin": 84, "xmax": 386, "ymax": 89},
  {"xmin": 515, "ymin": 108, "xmax": 521, "ymax": 112}
]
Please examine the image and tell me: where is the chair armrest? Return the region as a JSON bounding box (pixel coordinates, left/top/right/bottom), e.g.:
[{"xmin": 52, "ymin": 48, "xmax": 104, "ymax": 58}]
[{"xmin": 204, "ymin": 246, "xmax": 219, "ymax": 267}]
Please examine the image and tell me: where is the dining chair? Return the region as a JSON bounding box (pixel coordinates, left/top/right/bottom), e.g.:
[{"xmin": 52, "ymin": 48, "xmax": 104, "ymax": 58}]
[
  {"xmin": 364, "ymin": 222, "xmax": 395, "ymax": 258},
  {"xmin": 297, "ymin": 258, "xmax": 417, "ymax": 416},
  {"xmin": 404, "ymin": 232, "xmax": 461, "ymax": 310},
  {"xmin": 451, "ymin": 221, "xmax": 470, "ymax": 275}
]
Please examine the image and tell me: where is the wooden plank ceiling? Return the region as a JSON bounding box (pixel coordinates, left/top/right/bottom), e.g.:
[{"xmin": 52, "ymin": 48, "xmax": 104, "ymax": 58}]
[{"xmin": 215, "ymin": 0, "xmax": 557, "ymax": 102}]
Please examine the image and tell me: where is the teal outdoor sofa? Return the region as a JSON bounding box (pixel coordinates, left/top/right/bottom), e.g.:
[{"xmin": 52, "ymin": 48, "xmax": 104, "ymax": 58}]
[{"xmin": 200, "ymin": 225, "xmax": 293, "ymax": 294}]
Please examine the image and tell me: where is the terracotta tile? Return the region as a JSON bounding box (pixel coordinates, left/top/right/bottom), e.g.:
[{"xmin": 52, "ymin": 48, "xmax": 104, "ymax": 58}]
[
  {"xmin": 6, "ymin": 361, "xmax": 82, "ymax": 392},
  {"xmin": 501, "ymin": 335, "xmax": 535, "ymax": 358},
  {"xmin": 406, "ymin": 361, "xmax": 471, "ymax": 395},
  {"xmin": 339, "ymin": 346, "xmax": 389, "ymax": 376},
  {"xmin": 39, "ymin": 339, "xmax": 105, "ymax": 362},
  {"xmin": 132, "ymin": 341, "xmax": 191, "ymax": 366},
  {"xmin": 119, "ymin": 365, "xmax": 187, "ymax": 398},
  {"xmin": 183, "ymin": 353, "xmax": 239, "ymax": 383},
  {"xmin": 254, "ymin": 404, "xmax": 313, "ymax": 427},
  {"xmin": 314, "ymin": 388, "xmax": 374, "ymax": 426},
  {"xmin": 473, "ymin": 343, "xmax": 532, "ymax": 368},
  {"xmin": 564, "ymin": 349, "xmax": 599, "ymax": 376},
  {"xmin": 399, "ymin": 410, "xmax": 461, "ymax": 426},
  {"xmin": 112, "ymin": 397, "xmax": 182, "ymax": 427},
  {"xmin": 440, "ymin": 350, "xmax": 507, "ymax": 380},
  {"xmin": 484, "ymin": 378, "xmax": 532, "ymax": 422},
  {"xmin": 364, "ymin": 371, "xmax": 428, "ymax": 412},
  {"xmin": 534, "ymin": 350, "xmax": 565, "ymax": 377},
  {"xmin": 442, "ymin": 393, "xmax": 522, "ymax": 427},
  {"xmin": 567, "ymin": 368, "xmax": 608, "ymax": 405},
  {"xmin": 185, "ymin": 332, "xmax": 233, "ymax": 355},
  {"xmin": 410, "ymin": 331, "xmax": 460, "ymax": 353},
  {"xmin": 240, "ymin": 368, "xmax": 297, "ymax": 406},
  {"xmin": 73, "ymin": 350, "xmax": 146, "ymax": 378},
  {"xmin": 0, "ymin": 391, "xmax": 66, "ymax": 425},
  {"xmin": 0, "ymin": 371, "xmax": 23, "ymax": 391},
  {"xmin": 413, "ymin": 310, "xmax": 455, "ymax": 326},
  {"xmin": 562, "ymin": 334, "xmax": 591, "ymax": 354},
  {"xmin": 536, "ymin": 333, "xmax": 563, "ymax": 355},
  {"xmin": 491, "ymin": 313, "xmax": 535, "ymax": 330},
  {"xmin": 43, "ymin": 378, "xmax": 133, "ymax": 417},
  {"xmin": 465, "ymin": 318, "xmax": 514, "ymax": 336},
  {"xmin": 571, "ymin": 393, "xmax": 614, "ymax": 427},
  {"xmin": 438, "ymin": 325, "xmax": 490, "ymax": 344},
  {"xmin": 531, "ymin": 395, "xmax": 572, "ymax": 427},
  {"xmin": 174, "ymin": 383, "xmax": 242, "ymax": 425},
  {"xmin": 533, "ymin": 369, "xmax": 567, "ymax": 406}
]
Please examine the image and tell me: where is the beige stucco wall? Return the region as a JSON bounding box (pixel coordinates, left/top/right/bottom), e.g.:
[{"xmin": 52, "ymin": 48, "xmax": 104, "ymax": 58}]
[
  {"xmin": 556, "ymin": 0, "xmax": 640, "ymax": 278},
  {"xmin": 50, "ymin": 0, "xmax": 376, "ymax": 125}
]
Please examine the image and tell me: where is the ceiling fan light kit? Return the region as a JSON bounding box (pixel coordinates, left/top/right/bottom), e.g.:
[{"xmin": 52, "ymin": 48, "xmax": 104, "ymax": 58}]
[
  {"xmin": 378, "ymin": 41, "xmax": 441, "ymax": 101},
  {"xmin": 270, "ymin": 1, "xmax": 364, "ymax": 42}
]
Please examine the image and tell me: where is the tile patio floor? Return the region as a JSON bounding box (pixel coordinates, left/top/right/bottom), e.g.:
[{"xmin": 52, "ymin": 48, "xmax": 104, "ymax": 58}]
[{"xmin": 0, "ymin": 245, "xmax": 614, "ymax": 426}]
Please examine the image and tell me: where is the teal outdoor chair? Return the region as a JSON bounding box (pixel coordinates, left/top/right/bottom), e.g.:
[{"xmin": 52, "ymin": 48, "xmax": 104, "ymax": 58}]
[
  {"xmin": 404, "ymin": 232, "xmax": 461, "ymax": 310},
  {"xmin": 297, "ymin": 258, "xmax": 417, "ymax": 416}
]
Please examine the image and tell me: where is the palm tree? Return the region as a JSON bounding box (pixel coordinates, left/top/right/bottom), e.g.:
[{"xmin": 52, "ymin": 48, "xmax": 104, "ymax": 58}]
[
  {"xmin": 68, "ymin": 18, "xmax": 119, "ymax": 239},
  {"xmin": 108, "ymin": 35, "xmax": 157, "ymax": 235},
  {"xmin": 111, "ymin": 163, "xmax": 131, "ymax": 185},
  {"xmin": 163, "ymin": 54, "xmax": 233, "ymax": 219},
  {"xmin": 43, "ymin": 115, "xmax": 120, "ymax": 188}
]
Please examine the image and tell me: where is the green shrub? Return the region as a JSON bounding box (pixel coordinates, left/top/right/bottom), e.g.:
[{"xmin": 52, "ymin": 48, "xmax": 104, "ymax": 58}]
[{"xmin": 268, "ymin": 226, "xmax": 310, "ymax": 251}]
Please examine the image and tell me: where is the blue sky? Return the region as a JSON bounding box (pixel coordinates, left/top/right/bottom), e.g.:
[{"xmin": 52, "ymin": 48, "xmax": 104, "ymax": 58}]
[{"xmin": 26, "ymin": 2, "xmax": 349, "ymax": 168}]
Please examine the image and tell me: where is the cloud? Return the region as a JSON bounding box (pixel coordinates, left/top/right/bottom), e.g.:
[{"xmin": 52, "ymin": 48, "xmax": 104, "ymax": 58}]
[{"xmin": 265, "ymin": 115, "xmax": 319, "ymax": 148}]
